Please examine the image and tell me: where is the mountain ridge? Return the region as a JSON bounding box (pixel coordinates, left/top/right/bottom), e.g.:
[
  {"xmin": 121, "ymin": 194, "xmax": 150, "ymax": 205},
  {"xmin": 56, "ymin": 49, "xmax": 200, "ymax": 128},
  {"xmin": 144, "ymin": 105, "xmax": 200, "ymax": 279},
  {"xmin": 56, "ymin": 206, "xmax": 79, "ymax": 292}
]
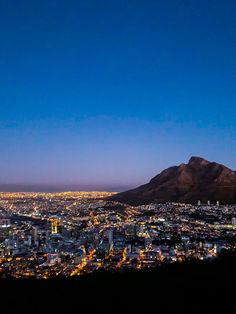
[{"xmin": 109, "ymin": 157, "xmax": 236, "ymax": 205}]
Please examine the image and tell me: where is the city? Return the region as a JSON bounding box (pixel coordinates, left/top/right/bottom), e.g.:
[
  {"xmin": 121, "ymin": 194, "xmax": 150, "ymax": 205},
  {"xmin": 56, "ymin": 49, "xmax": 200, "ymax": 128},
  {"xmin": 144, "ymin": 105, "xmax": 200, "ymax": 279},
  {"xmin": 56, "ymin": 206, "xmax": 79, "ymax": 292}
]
[
  {"xmin": 0, "ymin": 192, "xmax": 235, "ymax": 279},
  {"xmin": 1, "ymin": 0, "xmax": 236, "ymax": 312}
]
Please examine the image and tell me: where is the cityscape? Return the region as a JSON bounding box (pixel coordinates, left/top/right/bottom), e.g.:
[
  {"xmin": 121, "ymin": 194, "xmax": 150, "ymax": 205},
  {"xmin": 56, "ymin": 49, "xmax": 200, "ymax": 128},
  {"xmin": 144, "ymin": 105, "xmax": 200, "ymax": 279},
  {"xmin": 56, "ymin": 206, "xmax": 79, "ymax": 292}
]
[
  {"xmin": 0, "ymin": 191, "xmax": 235, "ymax": 279},
  {"xmin": 1, "ymin": 0, "xmax": 236, "ymax": 311}
]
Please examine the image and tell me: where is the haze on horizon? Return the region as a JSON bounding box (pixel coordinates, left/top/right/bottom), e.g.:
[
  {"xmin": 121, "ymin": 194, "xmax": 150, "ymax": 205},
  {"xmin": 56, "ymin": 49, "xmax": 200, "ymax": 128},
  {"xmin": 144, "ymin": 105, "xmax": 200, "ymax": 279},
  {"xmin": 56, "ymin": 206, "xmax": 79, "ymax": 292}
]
[{"xmin": 0, "ymin": 0, "xmax": 236, "ymax": 192}]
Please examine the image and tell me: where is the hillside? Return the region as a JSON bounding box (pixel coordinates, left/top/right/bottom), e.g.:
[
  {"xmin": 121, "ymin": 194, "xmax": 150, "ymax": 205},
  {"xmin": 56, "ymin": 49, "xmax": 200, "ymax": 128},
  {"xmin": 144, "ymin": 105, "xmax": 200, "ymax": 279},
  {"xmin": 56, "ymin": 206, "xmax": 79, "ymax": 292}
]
[{"xmin": 110, "ymin": 157, "xmax": 236, "ymax": 205}]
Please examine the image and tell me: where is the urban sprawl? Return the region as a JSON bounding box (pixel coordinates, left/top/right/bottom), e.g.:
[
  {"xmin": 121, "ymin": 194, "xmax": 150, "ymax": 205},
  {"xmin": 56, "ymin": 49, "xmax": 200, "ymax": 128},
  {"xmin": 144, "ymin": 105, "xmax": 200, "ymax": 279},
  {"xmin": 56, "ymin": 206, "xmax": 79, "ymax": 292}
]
[{"xmin": 0, "ymin": 192, "xmax": 235, "ymax": 279}]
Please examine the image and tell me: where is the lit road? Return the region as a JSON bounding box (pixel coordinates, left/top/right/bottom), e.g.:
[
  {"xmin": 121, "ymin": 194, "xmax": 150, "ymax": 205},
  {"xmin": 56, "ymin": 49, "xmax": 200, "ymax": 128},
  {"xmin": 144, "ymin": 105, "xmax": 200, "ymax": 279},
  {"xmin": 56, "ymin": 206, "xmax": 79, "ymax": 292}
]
[
  {"xmin": 117, "ymin": 247, "xmax": 127, "ymax": 269},
  {"xmin": 70, "ymin": 249, "xmax": 96, "ymax": 277}
]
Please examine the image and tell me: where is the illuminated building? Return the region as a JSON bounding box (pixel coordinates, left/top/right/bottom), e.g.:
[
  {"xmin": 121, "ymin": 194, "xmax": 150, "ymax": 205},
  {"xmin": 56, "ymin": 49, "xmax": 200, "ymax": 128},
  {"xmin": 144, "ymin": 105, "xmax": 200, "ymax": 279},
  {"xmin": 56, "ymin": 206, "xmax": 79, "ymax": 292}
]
[
  {"xmin": 51, "ymin": 219, "xmax": 59, "ymax": 234},
  {"xmin": 0, "ymin": 218, "xmax": 11, "ymax": 228}
]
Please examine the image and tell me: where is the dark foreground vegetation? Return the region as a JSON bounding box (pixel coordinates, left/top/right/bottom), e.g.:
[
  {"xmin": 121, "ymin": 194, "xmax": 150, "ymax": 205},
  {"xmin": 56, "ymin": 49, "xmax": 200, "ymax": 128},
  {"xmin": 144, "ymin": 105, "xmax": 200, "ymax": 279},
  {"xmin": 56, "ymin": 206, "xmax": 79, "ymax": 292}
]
[{"xmin": 1, "ymin": 249, "xmax": 235, "ymax": 313}]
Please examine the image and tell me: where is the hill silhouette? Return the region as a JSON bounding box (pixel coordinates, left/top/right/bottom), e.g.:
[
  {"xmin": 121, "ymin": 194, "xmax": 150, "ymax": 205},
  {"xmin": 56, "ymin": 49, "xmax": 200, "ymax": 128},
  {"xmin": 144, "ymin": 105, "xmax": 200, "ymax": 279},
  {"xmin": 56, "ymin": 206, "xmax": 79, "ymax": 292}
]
[
  {"xmin": 110, "ymin": 157, "xmax": 236, "ymax": 205},
  {"xmin": 0, "ymin": 249, "xmax": 235, "ymax": 313}
]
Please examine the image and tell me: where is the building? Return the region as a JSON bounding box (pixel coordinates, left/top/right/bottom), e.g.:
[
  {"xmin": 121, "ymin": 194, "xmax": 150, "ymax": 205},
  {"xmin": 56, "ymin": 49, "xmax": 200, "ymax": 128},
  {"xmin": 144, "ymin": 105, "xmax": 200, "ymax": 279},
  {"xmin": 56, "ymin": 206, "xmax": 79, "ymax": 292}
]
[{"xmin": 0, "ymin": 218, "xmax": 11, "ymax": 228}]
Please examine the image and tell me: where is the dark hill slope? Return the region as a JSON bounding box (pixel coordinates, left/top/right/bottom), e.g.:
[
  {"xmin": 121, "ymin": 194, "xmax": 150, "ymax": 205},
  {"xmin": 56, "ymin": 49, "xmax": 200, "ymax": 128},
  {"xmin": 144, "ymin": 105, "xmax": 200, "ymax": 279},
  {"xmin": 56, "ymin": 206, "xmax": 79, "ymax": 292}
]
[{"xmin": 0, "ymin": 250, "xmax": 235, "ymax": 313}]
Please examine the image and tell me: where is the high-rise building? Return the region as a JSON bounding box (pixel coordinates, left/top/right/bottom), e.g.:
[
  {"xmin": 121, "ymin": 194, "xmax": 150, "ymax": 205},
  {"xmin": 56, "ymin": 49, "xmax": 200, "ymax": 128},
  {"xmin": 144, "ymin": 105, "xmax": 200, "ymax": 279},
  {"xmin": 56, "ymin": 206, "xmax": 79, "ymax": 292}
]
[
  {"xmin": 32, "ymin": 226, "xmax": 38, "ymax": 243},
  {"xmin": 108, "ymin": 229, "xmax": 113, "ymax": 250},
  {"xmin": 28, "ymin": 235, "xmax": 32, "ymax": 246},
  {"xmin": 51, "ymin": 219, "xmax": 59, "ymax": 234}
]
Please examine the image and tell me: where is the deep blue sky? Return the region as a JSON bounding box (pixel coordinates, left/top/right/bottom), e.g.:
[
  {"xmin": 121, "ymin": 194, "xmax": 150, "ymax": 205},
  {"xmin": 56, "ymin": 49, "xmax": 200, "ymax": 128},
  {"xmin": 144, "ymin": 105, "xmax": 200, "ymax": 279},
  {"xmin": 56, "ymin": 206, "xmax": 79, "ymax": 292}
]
[{"xmin": 0, "ymin": 0, "xmax": 236, "ymax": 191}]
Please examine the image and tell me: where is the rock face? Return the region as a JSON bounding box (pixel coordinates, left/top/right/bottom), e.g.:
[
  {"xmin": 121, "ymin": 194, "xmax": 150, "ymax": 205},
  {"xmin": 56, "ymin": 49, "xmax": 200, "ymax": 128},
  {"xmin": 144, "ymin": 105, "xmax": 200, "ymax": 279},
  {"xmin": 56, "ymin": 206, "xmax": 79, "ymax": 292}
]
[{"xmin": 110, "ymin": 157, "xmax": 236, "ymax": 205}]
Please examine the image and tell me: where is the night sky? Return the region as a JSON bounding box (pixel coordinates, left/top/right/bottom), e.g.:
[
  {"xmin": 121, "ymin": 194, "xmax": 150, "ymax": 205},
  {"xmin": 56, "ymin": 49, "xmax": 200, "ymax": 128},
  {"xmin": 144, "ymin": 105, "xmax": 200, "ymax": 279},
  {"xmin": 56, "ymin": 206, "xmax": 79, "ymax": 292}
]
[{"xmin": 0, "ymin": 0, "xmax": 236, "ymax": 191}]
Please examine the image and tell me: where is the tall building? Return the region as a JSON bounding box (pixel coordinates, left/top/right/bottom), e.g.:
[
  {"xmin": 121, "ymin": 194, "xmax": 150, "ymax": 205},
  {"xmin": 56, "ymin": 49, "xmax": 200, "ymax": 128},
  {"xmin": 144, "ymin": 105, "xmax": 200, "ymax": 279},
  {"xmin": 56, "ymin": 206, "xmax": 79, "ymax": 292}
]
[
  {"xmin": 51, "ymin": 219, "xmax": 59, "ymax": 234},
  {"xmin": 108, "ymin": 229, "xmax": 113, "ymax": 250},
  {"xmin": 28, "ymin": 235, "xmax": 32, "ymax": 246},
  {"xmin": 32, "ymin": 226, "xmax": 38, "ymax": 244}
]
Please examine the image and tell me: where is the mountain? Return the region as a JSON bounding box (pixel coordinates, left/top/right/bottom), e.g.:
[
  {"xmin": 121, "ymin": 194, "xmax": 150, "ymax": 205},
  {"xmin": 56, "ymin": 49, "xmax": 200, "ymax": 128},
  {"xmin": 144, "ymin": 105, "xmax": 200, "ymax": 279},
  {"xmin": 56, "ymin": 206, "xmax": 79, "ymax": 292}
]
[{"xmin": 109, "ymin": 157, "xmax": 236, "ymax": 205}]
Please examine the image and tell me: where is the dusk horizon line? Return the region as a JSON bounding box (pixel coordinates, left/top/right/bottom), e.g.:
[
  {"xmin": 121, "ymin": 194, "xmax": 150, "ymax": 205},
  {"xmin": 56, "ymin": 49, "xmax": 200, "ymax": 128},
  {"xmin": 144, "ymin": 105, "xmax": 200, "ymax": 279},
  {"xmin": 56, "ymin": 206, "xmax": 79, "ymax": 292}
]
[{"xmin": 0, "ymin": 183, "xmax": 133, "ymax": 193}]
